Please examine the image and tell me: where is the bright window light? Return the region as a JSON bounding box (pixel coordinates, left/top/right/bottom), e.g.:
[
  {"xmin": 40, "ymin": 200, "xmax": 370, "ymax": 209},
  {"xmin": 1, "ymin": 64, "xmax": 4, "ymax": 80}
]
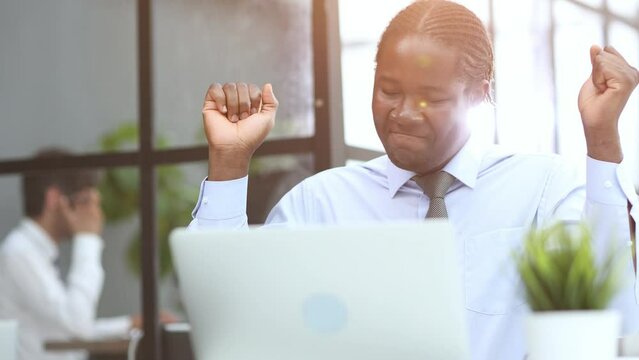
[{"xmin": 339, "ymin": 0, "xmax": 639, "ymax": 186}]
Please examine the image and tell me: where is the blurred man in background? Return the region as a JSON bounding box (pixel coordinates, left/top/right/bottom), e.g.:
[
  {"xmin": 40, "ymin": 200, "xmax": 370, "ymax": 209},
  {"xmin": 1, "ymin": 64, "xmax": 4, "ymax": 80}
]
[{"xmin": 0, "ymin": 148, "xmax": 136, "ymax": 360}]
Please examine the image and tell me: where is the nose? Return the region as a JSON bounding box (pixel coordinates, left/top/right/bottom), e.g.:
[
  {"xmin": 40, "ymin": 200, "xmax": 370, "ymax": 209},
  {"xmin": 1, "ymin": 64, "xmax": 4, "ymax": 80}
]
[{"xmin": 391, "ymin": 97, "xmax": 424, "ymax": 123}]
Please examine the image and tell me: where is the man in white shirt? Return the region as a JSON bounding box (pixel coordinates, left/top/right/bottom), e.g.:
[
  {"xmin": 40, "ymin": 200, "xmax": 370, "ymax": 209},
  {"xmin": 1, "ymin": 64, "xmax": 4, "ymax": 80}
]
[
  {"xmin": 187, "ymin": 1, "xmax": 639, "ymax": 359},
  {"xmin": 0, "ymin": 149, "xmax": 133, "ymax": 360}
]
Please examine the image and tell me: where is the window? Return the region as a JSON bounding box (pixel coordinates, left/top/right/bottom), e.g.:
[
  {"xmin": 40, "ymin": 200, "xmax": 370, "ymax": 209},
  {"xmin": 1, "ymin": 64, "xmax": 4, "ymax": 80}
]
[
  {"xmin": 0, "ymin": 0, "xmax": 331, "ymax": 358},
  {"xmin": 339, "ymin": 0, "xmax": 639, "ymax": 186}
]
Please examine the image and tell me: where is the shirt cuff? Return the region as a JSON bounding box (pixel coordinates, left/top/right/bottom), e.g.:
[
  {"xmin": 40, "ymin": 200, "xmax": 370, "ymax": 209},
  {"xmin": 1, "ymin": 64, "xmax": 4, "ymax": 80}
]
[
  {"xmin": 586, "ymin": 156, "xmax": 629, "ymax": 206},
  {"xmin": 72, "ymin": 233, "xmax": 104, "ymax": 264},
  {"xmin": 191, "ymin": 176, "xmax": 248, "ymax": 220},
  {"xmin": 93, "ymin": 316, "xmax": 132, "ymax": 339}
]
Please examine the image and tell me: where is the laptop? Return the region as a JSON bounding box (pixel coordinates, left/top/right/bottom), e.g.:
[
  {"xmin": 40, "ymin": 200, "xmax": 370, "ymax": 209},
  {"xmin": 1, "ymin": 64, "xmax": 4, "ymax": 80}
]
[{"xmin": 170, "ymin": 220, "xmax": 469, "ymax": 360}]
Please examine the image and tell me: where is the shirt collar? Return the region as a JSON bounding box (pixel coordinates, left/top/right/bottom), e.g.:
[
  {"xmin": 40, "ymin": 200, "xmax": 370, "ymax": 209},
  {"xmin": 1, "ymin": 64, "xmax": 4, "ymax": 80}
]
[
  {"xmin": 385, "ymin": 135, "xmax": 485, "ymax": 198},
  {"xmin": 20, "ymin": 218, "xmax": 59, "ymax": 262}
]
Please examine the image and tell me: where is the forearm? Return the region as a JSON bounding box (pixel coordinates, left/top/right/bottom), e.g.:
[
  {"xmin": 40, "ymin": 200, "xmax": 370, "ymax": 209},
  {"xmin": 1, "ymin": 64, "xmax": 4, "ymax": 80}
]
[
  {"xmin": 583, "ymin": 157, "xmax": 633, "ymax": 248},
  {"xmin": 62, "ymin": 234, "xmax": 105, "ymax": 337},
  {"xmin": 68, "ymin": 234, "xmax": 105, "ymax": 301},
  {"xmin": 208, "ymin": 149, "xmax": 251, "ymax": 181},
  {"xmin": 584, "ymin": 126, "xmax": 623, "ymax": 163},
  {"xmin": 583, "ymin": 158, "xmax": 639, "ymax": 316}
]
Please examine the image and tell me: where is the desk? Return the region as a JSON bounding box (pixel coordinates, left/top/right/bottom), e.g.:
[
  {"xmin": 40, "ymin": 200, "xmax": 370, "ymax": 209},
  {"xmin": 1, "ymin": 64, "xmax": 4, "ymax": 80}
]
[
  {"xmin": 44, "ymin": 323, "xmax": 194, "ymax": 360},
  {"xmin": 45, "ymin": 337, "xmax": 129, "ymax": 360},
  {"xmin": 43, "ymin": 336, "xmax": 639, "ymax": 360}
]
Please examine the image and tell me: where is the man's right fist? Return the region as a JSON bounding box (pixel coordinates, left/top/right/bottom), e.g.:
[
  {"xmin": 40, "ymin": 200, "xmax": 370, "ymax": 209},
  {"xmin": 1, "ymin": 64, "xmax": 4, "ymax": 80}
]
[{"xmin": 202, "ymin": 82, "xmax": 278, "ymax": 180}]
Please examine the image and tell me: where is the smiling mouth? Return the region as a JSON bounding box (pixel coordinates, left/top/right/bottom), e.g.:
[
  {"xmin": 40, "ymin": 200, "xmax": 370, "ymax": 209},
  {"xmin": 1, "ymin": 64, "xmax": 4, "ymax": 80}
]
[{"xmin": 388, "ymin": 131, "xmax": 428, "ymax": 140}]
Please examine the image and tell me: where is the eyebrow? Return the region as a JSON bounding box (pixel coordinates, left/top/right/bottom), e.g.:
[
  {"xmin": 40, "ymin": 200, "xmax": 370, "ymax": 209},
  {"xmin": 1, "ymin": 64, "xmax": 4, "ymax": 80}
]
[{"xmin": 377, "ymin": 76, "xmax": 446, "ymax": 92}]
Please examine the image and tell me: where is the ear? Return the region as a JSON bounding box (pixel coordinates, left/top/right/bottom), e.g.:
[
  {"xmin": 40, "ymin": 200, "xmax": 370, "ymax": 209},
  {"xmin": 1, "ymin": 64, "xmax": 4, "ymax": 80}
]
[{"xmin": 466, "ymin": 80, "xmax": 490, "ymax": 106}]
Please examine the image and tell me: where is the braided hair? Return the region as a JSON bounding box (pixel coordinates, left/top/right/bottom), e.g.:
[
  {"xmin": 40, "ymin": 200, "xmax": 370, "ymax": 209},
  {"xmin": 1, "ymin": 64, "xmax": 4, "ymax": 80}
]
[{"xmin": 376, "ymin": 0, "xmax": 494, "ymax": 102}]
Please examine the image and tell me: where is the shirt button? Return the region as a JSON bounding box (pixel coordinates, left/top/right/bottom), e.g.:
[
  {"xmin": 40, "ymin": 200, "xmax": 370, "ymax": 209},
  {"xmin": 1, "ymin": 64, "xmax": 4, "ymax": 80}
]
[
  {"xmin": 603, "ymin": 180, "xmax": 613, "ymax": 189},
  {"xmin": 202, "ymin": 196, "xmax": 209, "ymax": 205}
]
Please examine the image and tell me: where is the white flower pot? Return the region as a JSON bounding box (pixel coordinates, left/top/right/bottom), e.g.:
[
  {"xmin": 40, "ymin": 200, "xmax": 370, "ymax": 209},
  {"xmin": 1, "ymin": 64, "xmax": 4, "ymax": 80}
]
[
  {"xmin": 525, "ymin": 310, "xmax": 620, "ymax": 360},
  {"xmin": 0, "ymin": 320, "xmax": 17, "ymax": 360},
  {"xmin": 620, "ymin": 334, "xmax": 639, "ymax": 356}
]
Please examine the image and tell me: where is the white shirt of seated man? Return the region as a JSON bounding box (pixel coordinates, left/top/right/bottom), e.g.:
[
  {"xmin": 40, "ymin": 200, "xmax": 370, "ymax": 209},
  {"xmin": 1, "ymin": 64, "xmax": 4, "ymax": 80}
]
[{"xmin": 0, "ymin": 184, "xmax": 131, "ymax": 360}]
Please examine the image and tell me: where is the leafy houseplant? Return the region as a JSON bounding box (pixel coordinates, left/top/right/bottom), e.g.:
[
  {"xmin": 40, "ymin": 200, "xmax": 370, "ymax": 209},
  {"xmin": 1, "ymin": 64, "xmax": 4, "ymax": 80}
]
[
  {"xmin": 99, "ymin": 123, "xmax": 199, "ymax": 279},
  {"xmin": 514, "ymin": 222, "xmax": 627, "ymax": 360},
  {"xmin": 514, "ymin": 223, "xmax": 623, "ymax": 311}
]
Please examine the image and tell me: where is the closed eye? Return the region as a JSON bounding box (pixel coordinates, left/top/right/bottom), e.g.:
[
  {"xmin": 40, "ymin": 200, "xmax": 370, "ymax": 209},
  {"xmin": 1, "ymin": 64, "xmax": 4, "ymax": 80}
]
[
  {"xmin": 429, "ymin": 98, "xmax": 450, "ymax": 104},
  {"xmin": 381, "ymin": 89, "xmax": 401, "ymax": 96}
]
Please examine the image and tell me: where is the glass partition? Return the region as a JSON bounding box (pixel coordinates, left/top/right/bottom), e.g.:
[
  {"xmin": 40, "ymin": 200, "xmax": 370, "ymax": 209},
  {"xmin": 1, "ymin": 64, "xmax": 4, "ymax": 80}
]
[
  {"xmin": 0, "ymin": 0, "xmax": 138, "ymax": 160},
  {"xmin": 553, "ymin": 0, "xmax": 604, "ymax": 165},
  {"xmin": 609, "ymin": 21, "xmax": 639, "ymax": 185},
  {"xmin": 153, "ymin": 0, "xmax": 315, "ymax": 149}
]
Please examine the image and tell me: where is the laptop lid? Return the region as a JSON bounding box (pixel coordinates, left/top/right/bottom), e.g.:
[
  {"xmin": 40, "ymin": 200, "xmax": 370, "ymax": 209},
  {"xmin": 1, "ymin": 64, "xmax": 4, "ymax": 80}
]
[{"xmin": 170, "ymin": 220, "xmax": 469, "ymax": 360}]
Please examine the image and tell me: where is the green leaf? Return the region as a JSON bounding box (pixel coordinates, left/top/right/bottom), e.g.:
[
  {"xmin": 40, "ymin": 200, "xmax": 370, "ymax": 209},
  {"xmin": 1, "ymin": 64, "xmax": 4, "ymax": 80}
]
[
  {"xmin": 514, "ymin": 222, "xmax": 624, "ymax": 311},
  {"xmin": 99, "ymin": 121, "xmax": 201, "ymax": 279}
]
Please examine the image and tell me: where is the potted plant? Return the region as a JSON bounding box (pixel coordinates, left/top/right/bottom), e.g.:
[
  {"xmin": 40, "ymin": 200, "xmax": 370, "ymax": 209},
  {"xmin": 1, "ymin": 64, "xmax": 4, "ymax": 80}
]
[{"xmin": 513, "ymin": 222, "xmax": 627, "ymax": 360}]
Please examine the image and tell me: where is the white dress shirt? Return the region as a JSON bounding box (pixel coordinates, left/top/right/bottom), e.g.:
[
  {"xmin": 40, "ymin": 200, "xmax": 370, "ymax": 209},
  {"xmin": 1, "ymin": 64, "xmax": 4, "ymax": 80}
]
[
  {"xmin": 189, "ymin": 137, "xmax": 639, "ymax": 360},
  {"xmin": 0, "ymin": 219, "xmax": 131, "ymax": 360}
]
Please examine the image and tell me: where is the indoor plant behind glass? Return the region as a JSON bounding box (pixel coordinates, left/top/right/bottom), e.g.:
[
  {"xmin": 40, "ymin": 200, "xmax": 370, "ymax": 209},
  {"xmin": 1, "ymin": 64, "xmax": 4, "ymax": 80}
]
[
  {"xmin": 513, "ymin": 222, "xmax": 627, "ymax": 360},
  {"xmin": 98, "ymin": 122, "xmax": 198, "ymax": 279}
]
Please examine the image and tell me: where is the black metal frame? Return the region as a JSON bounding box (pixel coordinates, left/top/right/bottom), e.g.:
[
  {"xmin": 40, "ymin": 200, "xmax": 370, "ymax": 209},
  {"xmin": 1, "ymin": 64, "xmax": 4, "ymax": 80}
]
[
  {"xmin": 312, "ymin": 0, "xmax": 333, "ymax": 172},
  {"xmin": 0, "ymin": 0, "xmax": 334, "ymax": 358}
]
